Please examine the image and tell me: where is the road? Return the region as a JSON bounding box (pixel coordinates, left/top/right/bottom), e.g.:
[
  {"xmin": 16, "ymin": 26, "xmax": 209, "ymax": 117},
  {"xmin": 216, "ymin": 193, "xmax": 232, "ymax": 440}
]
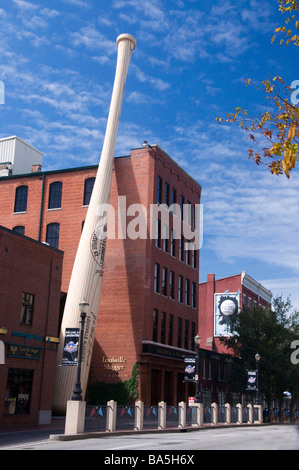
[{"xmin": 0, "ymin": 424, "xmax": 298, "ymax": 451}]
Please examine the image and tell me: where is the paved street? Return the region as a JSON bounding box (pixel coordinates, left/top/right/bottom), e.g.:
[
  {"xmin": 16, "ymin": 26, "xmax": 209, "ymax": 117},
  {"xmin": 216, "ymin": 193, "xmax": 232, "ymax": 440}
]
[{"xmin": 0, "ymin": 424, "xmax": 298, "ymax": 451}]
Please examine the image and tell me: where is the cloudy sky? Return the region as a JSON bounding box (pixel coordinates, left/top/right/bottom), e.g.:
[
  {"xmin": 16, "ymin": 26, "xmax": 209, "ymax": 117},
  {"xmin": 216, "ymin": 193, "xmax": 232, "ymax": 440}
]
[{"xmin": 0, "ymin": 0, "xmax": 299, "ymax": 310}]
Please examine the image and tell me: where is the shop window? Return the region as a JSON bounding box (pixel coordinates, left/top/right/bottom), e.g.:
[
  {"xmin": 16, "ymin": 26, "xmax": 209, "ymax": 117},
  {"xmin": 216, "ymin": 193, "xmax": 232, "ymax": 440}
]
[
  {"xmin": 48, "ymin": 181, "xmax": 62, "ymax": 209},
  {"xmin": 20, "ymin": 292, "xmax": 34, "ymax": 325},
  {"xmin": 4, "ymin": 369, "xmax": 33, "ymax": 415},
  {"xmin": 14, "ymin": 185, "xmax": 28, "ymax": 213}
]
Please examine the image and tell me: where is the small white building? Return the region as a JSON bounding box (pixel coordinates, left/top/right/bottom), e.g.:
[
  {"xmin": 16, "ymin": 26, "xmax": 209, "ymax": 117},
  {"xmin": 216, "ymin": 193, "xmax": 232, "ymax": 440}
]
[{"xmin": 0, "ymin": 136, "xmax": 43, "ymax": 176}]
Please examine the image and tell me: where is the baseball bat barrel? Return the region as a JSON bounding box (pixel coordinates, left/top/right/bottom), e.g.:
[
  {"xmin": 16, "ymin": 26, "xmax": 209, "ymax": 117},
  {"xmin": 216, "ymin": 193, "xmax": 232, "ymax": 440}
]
[{"xmin": 52, "ymin": 34, "xmax": 136, "ymax": 414}]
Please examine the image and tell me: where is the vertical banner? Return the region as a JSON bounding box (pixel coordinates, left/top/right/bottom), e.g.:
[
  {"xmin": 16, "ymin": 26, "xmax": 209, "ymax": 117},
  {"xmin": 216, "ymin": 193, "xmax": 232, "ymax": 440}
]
[
  {"xmin": 214, "ymin": 292, "xmax": 239, "ymax": 337},
  {"xmin": 184, "ymin": 357, "xmax": 196, "ymax": 382},
  {"xmin": 62, "ymin": 328, "xmax": 79, "ymax": 366},
  {"xmin": 247, "ymin": 370, "xmax": 257, "ymax": 390}
]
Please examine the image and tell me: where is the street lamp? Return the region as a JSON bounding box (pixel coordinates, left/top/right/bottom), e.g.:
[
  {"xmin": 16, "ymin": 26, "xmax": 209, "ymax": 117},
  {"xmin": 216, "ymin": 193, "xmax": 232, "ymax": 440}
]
[
  {"xmin": 71, "ymin": 299, "xmax": 89, "ymax": 401},
  {"xmin": 255, "ymin": 353, "xmax": 260, "ymax": 405},
  {"xmin": 194, "ymin": 335, "xmax": 201, "ymax": 403}
]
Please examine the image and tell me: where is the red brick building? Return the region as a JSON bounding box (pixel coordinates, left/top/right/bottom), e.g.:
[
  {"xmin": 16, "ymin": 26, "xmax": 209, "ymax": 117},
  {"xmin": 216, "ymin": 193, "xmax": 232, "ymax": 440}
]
[
  {"xmin": 0, "ymin": 226, "xmax": 63, "ymax": 426},
  {"xmin": 0, "ymin": 143, "xmax": 202, "ymax": 405},
  {"xmin": 198, "ymin": 272, "xmax": 272, "ymax": 354}
]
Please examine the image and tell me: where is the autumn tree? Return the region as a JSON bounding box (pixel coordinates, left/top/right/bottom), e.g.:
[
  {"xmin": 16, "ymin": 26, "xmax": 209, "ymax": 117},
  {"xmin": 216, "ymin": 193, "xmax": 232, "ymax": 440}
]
[{"xmin": 216, "ymin": 0, "xmax": 299, "ymax": 178}]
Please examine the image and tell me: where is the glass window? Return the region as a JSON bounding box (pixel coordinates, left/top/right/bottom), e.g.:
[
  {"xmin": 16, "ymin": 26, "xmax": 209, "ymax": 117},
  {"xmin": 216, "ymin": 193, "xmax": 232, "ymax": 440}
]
[
  {"xmin": 157, "ymin": 176, "xmax": 162, "ymax": 204},
  {"xmin": 83, "ymin": 177, "xmax": 95, "ymax": 206},
  {"xmin": 154, "ymin": 263, "xmax": 160, "ymax": 293},
  {"xmin": 168, "ymin": 314, "xmax": 173, "ymax": 346},
  {"xmin": 162, "ymin": 267, "xmax": 167, "ymax": 296},
  {"xmin": 185, "ymin": 278, "xmax": 190, "ymax": 305},
  {"xmin": 20, "ymin": 293, "xmax": 34, "ymax": 325},
  {"xmin": 48, "ymin": 182, "xmax": 62, "ymax": 209},
  {"xmin": 161, "ymin": 312, "xmax": 166, "ymax": 344},
  {"xmin": 169, "ymin": 270, "xmax": 175, "ymax": 300},
  {"xmin": 14, "ymin": 186, "xmax": 28, "ymax": 213},
  {"xmin": 153, "ymin": 309, "xmax": 158, "ymax": 342},
  {"xmin": 178, "ymin": 275, "xmax": 183, "ymax": 303},
  {"xmin": 192, "ymin": 282, "xmax": 197, "ymax": 308},
  {"xmin": 46, "ymin": 222, "xmax": 60, "ymax": 249},
  {"xmin": 4, "ymin": 369, "xmax": 34, "ymax": 415},
  {"xmin": 164, "ymin": 182, "xmax": 169, "ymax": 206},
  {"xmin": 184, "ymin": 319, "xmax": 189, "ymax": 349},
  {"xmin": 177, "ymin": 317, "xmax": 182, "ymax": 348},
  {"xmin": 13, "ymin": 226, "xmax": 25, "ymax": 235}
]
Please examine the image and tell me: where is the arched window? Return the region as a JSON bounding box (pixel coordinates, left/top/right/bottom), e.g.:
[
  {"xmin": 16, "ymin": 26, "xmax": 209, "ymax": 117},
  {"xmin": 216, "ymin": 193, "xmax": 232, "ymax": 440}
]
[
  {"xmin": 14, "ymin": 185, "xmax": 28, "ymax": 213},
  {"xmin": 83, "ymin": 177, "xmax": 95, "ymax": 206},
  {"xmin": 48, "ymin": 181, "xmax": 62, "ymax": 209},
  {"xmin": 13, "ymin": 226, "xmax": 25, "ymax": 235},
  {"xmin": 46, "ymin": 223, "xmax": 60, "ymax": 249}
]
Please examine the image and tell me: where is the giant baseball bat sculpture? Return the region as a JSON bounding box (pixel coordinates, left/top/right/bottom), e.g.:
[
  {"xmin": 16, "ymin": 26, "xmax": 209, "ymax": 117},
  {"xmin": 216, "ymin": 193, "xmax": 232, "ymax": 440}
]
[{"xmin": 52, "ymin": 34, "xmax": 136, "ymax": 414}]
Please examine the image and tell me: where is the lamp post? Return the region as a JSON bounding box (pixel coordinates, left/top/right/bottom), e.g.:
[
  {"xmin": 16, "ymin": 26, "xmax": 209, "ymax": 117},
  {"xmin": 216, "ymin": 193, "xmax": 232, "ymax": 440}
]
[
  {"xmin": 71, "ymin": 299, "xmax": 89, "ymax": 401},
  {"xmin": 255, "ymin": 353, "xmax": 260, "ymax": 405},
  {"xmin": 194, "ymin": 335, "xmax": 201, "ymax": 403}
]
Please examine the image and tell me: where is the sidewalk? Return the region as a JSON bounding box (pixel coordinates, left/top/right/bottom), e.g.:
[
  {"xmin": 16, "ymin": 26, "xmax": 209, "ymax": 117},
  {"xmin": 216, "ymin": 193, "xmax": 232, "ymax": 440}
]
[{"xmin": 0, "ymin": 416, "xmax": 65, "ymax": 434}]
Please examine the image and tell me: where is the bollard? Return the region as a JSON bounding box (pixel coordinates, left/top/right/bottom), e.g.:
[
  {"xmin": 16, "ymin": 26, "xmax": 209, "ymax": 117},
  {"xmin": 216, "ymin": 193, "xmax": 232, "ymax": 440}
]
[
  {"xmin": 179, "ymin": 401, "xmax": 186, "ymax": 428},
  {"xmin": 135, "ymin": 400, "xmax": 144, "ymax": 430},
  {"xmin": 211, "ymin": 403, "xmax": 218, "ymax": 425},
  {"xmin": 64, "ymin": 400, "xmax": 86, "ymax": 435},
  {"xmin": 236, "ymin": 403, "xmax": 242, "ymax": 424},
  {"xmin": 107, "ymin": 400, "xmax": 117, "ymax": 432},
  {"xmin": 158, "ymin": 401, "xmax": 166, "ymax": 429},
  {"xmin": 225, "ymin": 403, "xmax": 231, "ymax": 425}
]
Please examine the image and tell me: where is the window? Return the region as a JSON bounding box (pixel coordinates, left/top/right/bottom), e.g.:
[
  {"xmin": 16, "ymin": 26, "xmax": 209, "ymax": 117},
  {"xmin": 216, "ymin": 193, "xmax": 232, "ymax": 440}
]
[
  {"xmin": 177, "ymin": 317, "xmax": 182, "ymax": 348},
  {"xmin": 163, "ymin": 224, "xmax": 168, "ymax": 252},
  {"xmin": 169, "ymin": 271, "xmax": 175, "ymax": 300},
  {"xmin": 186, "ymin": 200, "xmax": 191, "ymax": 225},
  {"xmin": 180, "ymin": 195, "xmax": 184, "ymax": 219},
  {"xmin": 155, "ymin": 218, "xmax": 161, "ymax": 248},
  {"xmin": 161, "ymin": 312, "xmax": 166, "ymax": 344},
  {"xmin": 46, "ymin": 222, "xmax": 60, "ymax": 249},
  {"xmin": 4, "ymin": 369, "xmax": 34, "ymax": 415},
  {"xmin": 157, "ymin": 176, "xmax": 162, "ymax": 204},
  {"xmin": 192, "ymin": 282, "xmax": 197, "ymax": 308},
  {"xmin": 153, "ymin": 309, "xmax": 158, "ymax": 342},
  {"xmin": 164, "ymin": 182, "xmax": 169, "ymax": 206},
  {"xmin": 13, "ymin": 226, "xmax": 25, "ymax": 235},
  {"xmin": 170, "ymin": 229, "xmax": 175, "ymax": 256},
  {"xmin": 191, "ymin": 322, "xmax": 196, "ymax": 350},
  {"xmin": 185, "ymin": 278, "xmax": 190, "ymax": 305},
  {"xmin": 162, "ymin": 267, "xmax": 168, "ymax": 296},
  {"xmin": 168, "ymin": 314, "xmax": 173, "ymax": 346},
  {"xmin": 14, "ymin": 185, "xmax": 28, "ymax": 213},
  {"xmin": 48, "ymin": 181, "xmax": 62, "ymax": 209},
  {"xmin": 20, "ymin": 293, "xmax": 34, "ymax": 325},
  {"xmin": 178, "ymin": 275, "xmax": 183, "ymax": 303},
  {"xmin": 179, "ymin": 236, "xmax": 184, "ymax": 262},
  {"xmin": 83, "ymin": 177, "xmax": 95, "ymax": 206},
  {"xmin": 171, "ymin": 188, "xmax": 177, "ymax": 214},
  {"xmin": 154, "ymin": 263, "xmax": 160, "ymax": 293},
  {"xmin": 184, "ymin": 319, "xmax": 189, "ymax": 349}
]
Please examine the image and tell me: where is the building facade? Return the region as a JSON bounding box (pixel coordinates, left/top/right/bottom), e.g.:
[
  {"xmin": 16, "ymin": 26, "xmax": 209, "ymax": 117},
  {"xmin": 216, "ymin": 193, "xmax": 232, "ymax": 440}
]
[
  {"xmin": 0, "ymin": 143, "xmax": 202, "ymax": 406},
  {"xmin": 0, "ymin": 226, "xmax": 63, "ymax": 426},
  {"xmin": 198, "ymin": 272, "xmax": 272, "ymax": 354}
]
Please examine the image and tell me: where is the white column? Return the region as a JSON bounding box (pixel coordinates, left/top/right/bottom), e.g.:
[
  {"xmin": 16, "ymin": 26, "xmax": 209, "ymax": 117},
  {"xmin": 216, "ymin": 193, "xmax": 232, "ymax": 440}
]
[{"xmin": 52, "ymin": 34, "xmax": 136, "ymax": 415}]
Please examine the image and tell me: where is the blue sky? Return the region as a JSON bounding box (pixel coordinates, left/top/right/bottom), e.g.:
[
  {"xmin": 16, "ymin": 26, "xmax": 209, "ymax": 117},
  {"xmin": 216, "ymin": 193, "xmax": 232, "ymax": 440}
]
[{"xmin": 1, "ymin": 0, "xmax": 299, "ymax": 311}]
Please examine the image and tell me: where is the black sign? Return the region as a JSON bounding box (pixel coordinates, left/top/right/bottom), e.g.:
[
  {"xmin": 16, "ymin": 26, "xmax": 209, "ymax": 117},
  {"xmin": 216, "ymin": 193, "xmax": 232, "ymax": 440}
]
[
  {"xmin": 184, "ymin": 357, "xmax": 196, "ymax": 382},
  {"xmin": 8, "ymin": 343, "xmax": 41, "ymax": 360},
  {"xmin": 62, "ymin": 328, "xmax": 79, "ymax": 366},
  {"xmin": 247, "ymin": 370, "xmax": 257, "ymax": 390}
]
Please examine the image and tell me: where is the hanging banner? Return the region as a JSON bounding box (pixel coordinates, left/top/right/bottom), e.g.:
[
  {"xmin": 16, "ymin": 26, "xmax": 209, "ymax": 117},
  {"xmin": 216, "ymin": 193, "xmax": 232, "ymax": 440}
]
[
  {"xmin": 214, "ymin": 292, "xmax": 239, "ymax": 337},
  {"xmin": 247, "ymin": 370, "xmax": 257, "ymax": 390},
  {"xmin": 184, "ymin": 357, "xmax": 196, "ymax": 382},
  {"xmin": 62, "ymin": 328, "xmax": 79, "ymax": 366}
]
